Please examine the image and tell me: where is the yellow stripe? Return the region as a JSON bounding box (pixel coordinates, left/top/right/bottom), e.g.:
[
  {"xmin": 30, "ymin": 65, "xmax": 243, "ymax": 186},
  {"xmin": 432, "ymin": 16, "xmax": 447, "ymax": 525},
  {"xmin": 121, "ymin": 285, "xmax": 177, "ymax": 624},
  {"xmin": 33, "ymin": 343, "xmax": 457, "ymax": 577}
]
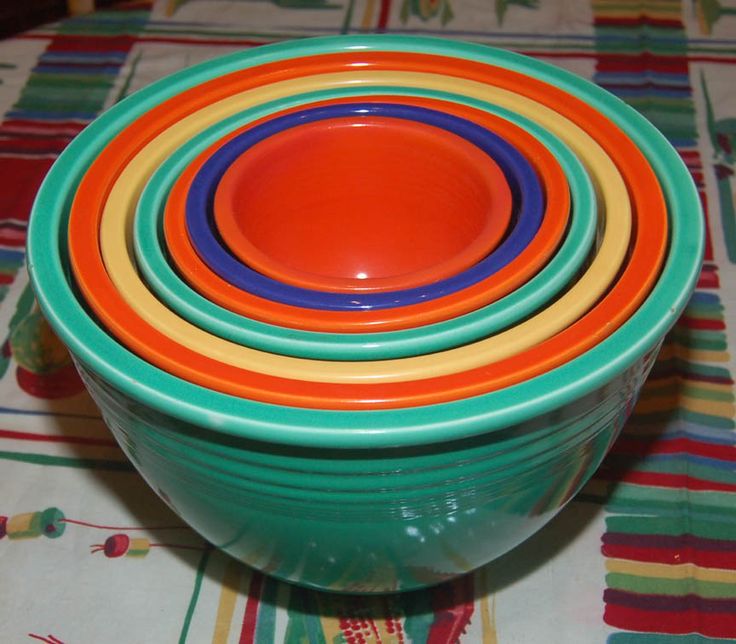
[
  {"xmin": 315, "ymin": 594, "xmax": 343, "ymax": 644},
  {"xmin": 657, "ymin": 344, "xmax": 731, "ymax": 364},
  {"xmin": 441, "ymin": 541, "xmax": 474, "ymax": 572},
  {"xmin": 479, "ymin": 568, "xmax": 498, "ymax": 644},
  {"xmin": 211, "ymin": 559, "xmax": 243, "ymax": 644},
  {"xmin": 634, "ymin": 394, "xmax": 734, "ymax": 417},
  {"xmin": 372, "ymin": 607, "xmax": 400, "ymax": 643},
  {"xmin": 361, "ymin": 0, "xmax": 377, "ymax": 30},
  {"xmin": 606, "ymin": 558, "xmax": 736, "ymax": 583}
]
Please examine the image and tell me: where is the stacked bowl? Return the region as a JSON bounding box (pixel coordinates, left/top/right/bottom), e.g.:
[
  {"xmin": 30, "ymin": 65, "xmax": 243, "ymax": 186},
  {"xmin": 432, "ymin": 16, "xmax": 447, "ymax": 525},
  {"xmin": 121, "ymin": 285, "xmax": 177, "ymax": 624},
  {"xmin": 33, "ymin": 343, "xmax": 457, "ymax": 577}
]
[{"xmin": 27, "ymin": 35, "xmax": 704, "ymax": 593}]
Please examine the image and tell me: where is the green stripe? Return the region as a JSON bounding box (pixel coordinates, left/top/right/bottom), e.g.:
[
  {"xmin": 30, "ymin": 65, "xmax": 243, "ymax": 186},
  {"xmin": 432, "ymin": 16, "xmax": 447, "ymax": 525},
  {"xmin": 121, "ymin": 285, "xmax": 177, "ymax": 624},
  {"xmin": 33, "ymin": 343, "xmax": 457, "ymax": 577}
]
[
  {"xmin": 631, "ymin": 409, "xmax": 735, "ymax": 430},
  {"xmin": 603, "ymin": 455, "xmax": 736, "ymax": 486},
  {"xmin": 25, "ymin": 75, "xmax": 116, "ymax": 88},
  {"xmin": 682, "ymin": 301, "xmax": 725, "ymax": 316},
  {"xmin": 178, "ymin": 547, "xmax": 212, "ymax": 644},
  {"xmin": 254, "ymin": 574, "xmax": 278, "ymax": 644},
  {"xmin": 668, "ymin": 330, "xmax": 728, "ymax": 351},
  {"xmin": 284, "ymin": 586, "xmax": 327, "ymax": 644},
  {"xmin": 402, "ymin": 588, "xmax": 435, "ymax": 643},
  {"xmin": 0, "ymin": 449, "xmax": 132, "ymax": 471},
  {"xmin": 606, "ymin": 572, "xmax": 736, "ymax": 599},
  {"xmin": 606, "ymin": 515, "xmax": 736, "ymax": 541},
  {"xmin": 638, "ymin": 381, "xmax": 734, "ymax": 401},
  {"xmin": 603, "ymin": 484, "xmax": 736, "ymax": 518},
  {"xmin": 651, "ymin": 358, "xmax": 733, "ymax": 380}
]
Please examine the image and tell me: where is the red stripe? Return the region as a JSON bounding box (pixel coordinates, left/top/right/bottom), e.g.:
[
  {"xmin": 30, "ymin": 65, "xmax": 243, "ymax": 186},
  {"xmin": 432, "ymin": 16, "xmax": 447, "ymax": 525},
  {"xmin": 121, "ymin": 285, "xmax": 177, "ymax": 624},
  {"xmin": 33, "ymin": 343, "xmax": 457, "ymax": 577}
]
[
  {"xmin": 62, "ymin": 518, "xmax": 187, "ymax": 530},
  {"xmin": 611, "ymin": 437, "xmax": 736, "ymax": 462},
  {"xmin": 697, "ymin": 269, "xmax": 719, "ymax": 289},
  {"xmin": 0, "ymin": 157, "xmax": 55, "ymax": 223},
  {"xmin": 595, "ymin": 53, "xmax": 689, "ymax": 74},
  {"xmin": 676, "ymin": 316, "xmax": 725, "ymax": 330},
  {"xmin": 0, "ymin": 428, "xmax": 117, "ymax": 447},
  {"xmin": 45, "ymin": 35, "xmax": 137, "ymax": 53},
  {"xmin": 1, "ymin": 120, "xmax": 86, "ymax": 131},
  {"xmin": 0, "ymin": 233, "xmax": 27, "ymax": 247},
  {"xmin": 597, "ymin": 468, "xmax": 736, "ymax": 493},
  {"xmin": 602, "ymin": 541, "xmax": 736, "ymax": 568},
  {"xmin": 428, "ymin": 574, "xmax": 475, "ymax": 644},
  {"xmin": 377, "ymin": 0, "xmax": 392, "ymax": 30},
  {"xmin": 0, "ymin": 139, "xmax": 68, "ymax": 153},
  {"xmin": 690, "ymin": 171, "xmax": 704, "ymax": 184},
  {"xmin": 594, "ymin": 16, "xmax": 685, "ymax": 29},
  {"xmin": 646, "ymin": 366, "xmax": 734, "ymax": 385},
  {"xmin": 700, "ymin": 190, "xmax": 715, "ymax": 262},
  {"xmin": 239, "ymin": 571, "xmax": 264, "ymax": 644},
  {"xmin": 604, "ymin": 603, "xmax": 736, "ymax": 638}
]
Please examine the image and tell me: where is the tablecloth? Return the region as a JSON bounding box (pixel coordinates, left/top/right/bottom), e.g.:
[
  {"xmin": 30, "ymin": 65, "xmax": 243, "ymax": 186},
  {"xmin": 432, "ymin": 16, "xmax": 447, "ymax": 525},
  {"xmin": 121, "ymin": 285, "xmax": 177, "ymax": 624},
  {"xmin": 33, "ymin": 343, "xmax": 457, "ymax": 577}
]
[{"xmin": 0, "ymin": 0, "xmax": 734, "ymax": 642}]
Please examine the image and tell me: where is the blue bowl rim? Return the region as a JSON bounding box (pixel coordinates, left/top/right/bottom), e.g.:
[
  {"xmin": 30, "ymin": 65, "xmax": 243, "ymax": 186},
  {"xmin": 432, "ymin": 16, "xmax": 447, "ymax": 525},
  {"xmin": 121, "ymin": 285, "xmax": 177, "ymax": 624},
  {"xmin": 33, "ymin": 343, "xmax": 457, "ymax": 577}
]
[{"xmin": 186, "ymin": 101, "xmax": 542, "ymax": 310}]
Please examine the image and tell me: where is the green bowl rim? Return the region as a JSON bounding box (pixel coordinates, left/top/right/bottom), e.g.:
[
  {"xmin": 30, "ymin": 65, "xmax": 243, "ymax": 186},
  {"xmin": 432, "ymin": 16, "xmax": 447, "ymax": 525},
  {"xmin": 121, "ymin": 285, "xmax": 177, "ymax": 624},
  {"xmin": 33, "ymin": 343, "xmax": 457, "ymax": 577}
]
[{"xmin": 27, "ymin": 35, "xmax": 703, "ymax": 449}]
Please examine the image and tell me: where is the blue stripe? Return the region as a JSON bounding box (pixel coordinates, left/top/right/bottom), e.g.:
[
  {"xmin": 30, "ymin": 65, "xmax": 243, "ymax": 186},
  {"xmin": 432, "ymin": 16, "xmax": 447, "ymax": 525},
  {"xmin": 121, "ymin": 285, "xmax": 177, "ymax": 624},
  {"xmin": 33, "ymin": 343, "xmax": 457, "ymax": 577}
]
[
  {"xmin": 32, "ymin": 64, "xmax": 123, "ymax": 75},
  {"xmin": 619, "ymin": 451, "xmax": 736, "ymax": 471},
  {"xmin": 43, "ymin": 51, "xmax": 128, "ymax": 60},
  {"xmin": 689, "ymin": 291, "xmax": 723, "ymax": 305}
]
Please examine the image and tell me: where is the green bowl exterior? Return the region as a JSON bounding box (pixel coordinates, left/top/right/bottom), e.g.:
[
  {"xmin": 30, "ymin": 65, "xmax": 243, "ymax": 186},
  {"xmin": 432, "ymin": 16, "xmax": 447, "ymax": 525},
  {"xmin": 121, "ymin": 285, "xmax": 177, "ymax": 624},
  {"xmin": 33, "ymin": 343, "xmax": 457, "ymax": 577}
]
[
  {"xmin": 75, "ymin": 344, "xmax": 659, "ymax": 592},
  {"xmin": 134, "ymin": 85, "xmax": 596, "ymax": 361},
  {"xmin": 26, "ymin": 36, "xmax": 703, "ymax": 449}
]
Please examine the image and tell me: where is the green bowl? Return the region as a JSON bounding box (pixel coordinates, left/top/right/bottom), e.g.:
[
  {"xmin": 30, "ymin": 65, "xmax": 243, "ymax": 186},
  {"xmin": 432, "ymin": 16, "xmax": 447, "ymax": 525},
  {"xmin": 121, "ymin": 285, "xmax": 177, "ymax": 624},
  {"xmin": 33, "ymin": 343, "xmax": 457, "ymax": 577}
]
[
  {"xmin": 77, "ymin": 347, "xmax": 655, "ymax": 591},
  {"xmin": 27, "ymin": 35, "xmax": 703, "ymax": 592},
  {"xmin": 134, "ymin": 86, "xmax": 596, "ymax": 360}
]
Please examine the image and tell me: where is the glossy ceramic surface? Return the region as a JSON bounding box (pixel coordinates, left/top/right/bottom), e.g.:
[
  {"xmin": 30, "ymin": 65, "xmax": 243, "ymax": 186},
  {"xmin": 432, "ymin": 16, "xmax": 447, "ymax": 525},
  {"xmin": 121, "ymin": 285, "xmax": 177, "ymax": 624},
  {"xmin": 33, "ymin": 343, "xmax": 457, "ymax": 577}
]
[
  {"xmin": 184, "ymin": 102, "xmax": 529, "ymax": 309},
  {"xmin": 134, "ymin": 87, "xmax": 596, "ymax": 360},
  {"xmin": 89, "ymin": 70, "xmax": 631, "ymax": 392},
  {"xmin": 206, "ymin": 110, "xmax": 513, "ymax": 295},
  {"xmin": 78, "ymin": 346, "xmax": 657, "ymax": 592},
  {"xmin": 28, "ymin": 36, "xmax": 701, "ymax": 593},
  {"xmin": 183, "ymin": 102, "xmax": 540, "ymax": 309},
  {"xmin": 165, "ymin": 94, "xmax": 555, "ymax": 321},
  {"xmin": 28, "ymin": 36, "xmax": 696, "ymax": 435}
]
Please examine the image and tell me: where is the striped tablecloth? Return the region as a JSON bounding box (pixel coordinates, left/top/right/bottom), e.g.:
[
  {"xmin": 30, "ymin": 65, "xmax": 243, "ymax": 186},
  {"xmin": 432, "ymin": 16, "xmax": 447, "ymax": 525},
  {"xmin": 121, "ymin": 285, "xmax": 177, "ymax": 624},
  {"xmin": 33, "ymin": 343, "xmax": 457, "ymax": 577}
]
[{"xmin": 1, "ymin": 1, "xmax": 734, "ymax": 642}]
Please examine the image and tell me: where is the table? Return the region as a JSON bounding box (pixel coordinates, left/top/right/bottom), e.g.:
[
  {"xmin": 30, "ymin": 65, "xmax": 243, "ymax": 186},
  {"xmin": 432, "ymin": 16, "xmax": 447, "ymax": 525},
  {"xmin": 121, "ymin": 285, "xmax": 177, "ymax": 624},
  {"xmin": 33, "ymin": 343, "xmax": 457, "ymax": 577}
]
[{"xmin": 1, "ymin": 1, "xmax": 734, "ymax": 641}]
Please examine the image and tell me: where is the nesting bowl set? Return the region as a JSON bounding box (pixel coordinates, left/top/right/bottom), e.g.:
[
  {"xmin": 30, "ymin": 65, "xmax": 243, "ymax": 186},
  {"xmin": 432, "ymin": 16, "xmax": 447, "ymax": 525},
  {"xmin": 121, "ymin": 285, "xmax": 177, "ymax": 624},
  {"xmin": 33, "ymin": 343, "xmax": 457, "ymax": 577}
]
[{"xmin": 27, "ymin": 35, "xmax": 704, "ymax": 593}]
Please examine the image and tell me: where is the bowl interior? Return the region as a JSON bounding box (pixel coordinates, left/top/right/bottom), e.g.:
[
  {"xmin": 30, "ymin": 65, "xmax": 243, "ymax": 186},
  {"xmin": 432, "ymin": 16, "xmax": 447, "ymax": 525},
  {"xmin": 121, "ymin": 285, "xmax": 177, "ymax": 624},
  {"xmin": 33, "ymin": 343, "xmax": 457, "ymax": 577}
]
[
  {"xmin": 133, "ymin": 87, "xmax": 597, "ymax": 360},
  {"xmin": 174, "ymin": 99, "xmax": 548, "ymax": 313},
  {"xmin": 209, "ymin": 113, "xmax": 513, "ymax": 293}
]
